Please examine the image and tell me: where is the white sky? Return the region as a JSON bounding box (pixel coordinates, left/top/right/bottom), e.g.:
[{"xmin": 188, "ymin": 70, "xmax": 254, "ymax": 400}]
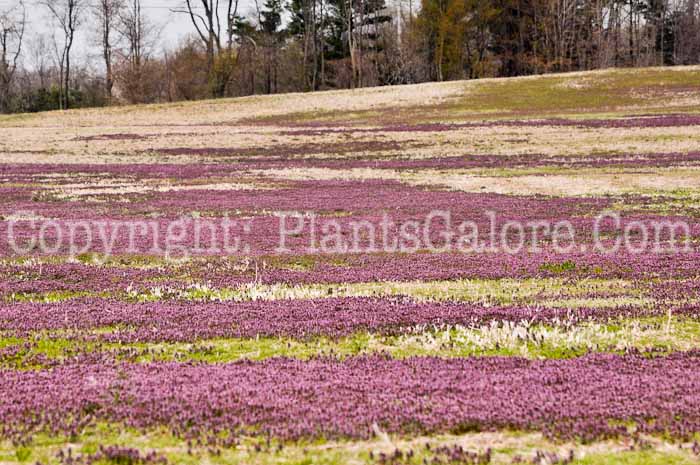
[
  {"xmin": 0, "ymin": 0, "xmax": 259, "ymax": 70},
  {"xmin": 3, "ymin": 0, "xmax": 408, "ymax": 71}
]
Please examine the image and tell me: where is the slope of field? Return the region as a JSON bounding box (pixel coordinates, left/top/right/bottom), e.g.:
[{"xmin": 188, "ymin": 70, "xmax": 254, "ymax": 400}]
[{"xmin": 1, "ymin": 67, "xmax": 700, "ymax": 464}]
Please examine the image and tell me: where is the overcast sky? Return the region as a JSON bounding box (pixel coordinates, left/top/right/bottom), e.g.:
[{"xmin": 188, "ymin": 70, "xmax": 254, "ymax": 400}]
[
  {"xmin": 0, "ymin": 0, "xmax": 259, "ymax": 70},
  {"xmin": 5, "ymin": 0, "xmax": 406, "ymax": 71}
]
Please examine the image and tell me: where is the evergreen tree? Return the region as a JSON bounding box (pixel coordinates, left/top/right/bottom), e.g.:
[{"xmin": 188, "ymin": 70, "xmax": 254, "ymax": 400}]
[{"xmin": 260, "ymin": 0, "xmax": 286, "ymax": 93}]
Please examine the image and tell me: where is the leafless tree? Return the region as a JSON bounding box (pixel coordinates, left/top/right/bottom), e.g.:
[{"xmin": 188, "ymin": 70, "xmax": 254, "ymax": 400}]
[
  {"xmin": 115, "ymin": 0, "xmax": 160, "ymax": 102},
  {"xmin": 0, "ymin": 0, "xmax": 25, "ymax": 112},
  {"xmin": 172, "ymin": 0, "xmax": 240, "ymax": 96},
  {"xmin": 28, "ymin": 34, "xmax": 53, "ymax": 89},
  {"xmin": 674, "ymin": 0, "xmax": 700, "ymax": 64},
  {"xmin": 43, "ymin": 0, "xmax": 85, "ymax": 109},
  {"xmin": 119, "ymin": 0, "xmax": 151, "ymax": 67},
  {"xmin": 93, "ymin": 0, "xmax": 123, "ymax": 102}
]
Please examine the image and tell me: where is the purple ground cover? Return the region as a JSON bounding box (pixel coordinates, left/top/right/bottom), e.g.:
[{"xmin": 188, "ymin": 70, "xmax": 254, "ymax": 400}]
[
  {"xmin": 2, "ymin": 250, "xmax": 700, "ymax": 303},
  {"xmin": 6, "ymin": 151, "xmax": 700, "ymax": 179},
  {"xmin": 2, "ymin": 353, "xmax": 699, "ymax": 443},
  {"xmin": 279, "ymin": 114, "xmax": 700, "ymax": 135},
  {"xmin": 1, "ymin": 179, "xmax": 608, "ymax": 218},
  {"xmin": 4, "ymin": 177, "xmax": 697, "ymax": 259},
  {"xmin": 3, "ymin": 109, "xmax": 700, "ymax": 452},
  {"xmin": 4, "ymin": 297, "xmax": 696, "ymax": 342}
]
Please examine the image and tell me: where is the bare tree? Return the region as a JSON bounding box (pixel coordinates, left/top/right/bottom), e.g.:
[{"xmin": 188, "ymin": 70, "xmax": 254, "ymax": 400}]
[
  {"xmin": 29, "ymin": 34, "xmax": 53, "ymax": 89},
  {"xmin": 674, "ymin": 0, "xmax": 700, "ymax": 64},
  {"xmin": 0, "ymin": 0, "xmax": 25, "ymax": 112},
  {"xmin": 43, "ymin": 0, "xmax": 85, "ymax": 109},
  {"xmin": 94, "ymin": 0, "xmax": 123, "ymax": 102},
  {"xmin": 172, "ymin": 0, "xmax": 240, "ymax": 96},
  {"xmin": 120, "ymin": 0, "xmax": 149, "ymax": 68},
  {"xmin": 115, "ymin": 0, "xmax": 160, "ymax": 102}
]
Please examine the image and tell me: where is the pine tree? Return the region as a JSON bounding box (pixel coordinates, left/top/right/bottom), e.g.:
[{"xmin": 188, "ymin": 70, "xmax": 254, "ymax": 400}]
[{"xmin": 260, "ymin": 0, "xmax": 286, "ymax": 93}]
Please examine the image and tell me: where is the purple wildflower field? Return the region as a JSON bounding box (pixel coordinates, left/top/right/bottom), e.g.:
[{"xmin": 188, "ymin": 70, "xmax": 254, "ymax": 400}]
[{"xmin": 1, "ymin": 68, "xmax": 700, "ymax": 464}]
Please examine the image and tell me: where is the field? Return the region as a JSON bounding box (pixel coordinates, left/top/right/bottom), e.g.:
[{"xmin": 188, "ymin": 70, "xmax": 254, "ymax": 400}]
[{"xmin": 2, "ymin": 66, "xmax": 700, "ymax": 464}]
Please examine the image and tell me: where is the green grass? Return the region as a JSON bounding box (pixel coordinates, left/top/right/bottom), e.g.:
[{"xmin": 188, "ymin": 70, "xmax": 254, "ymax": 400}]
[
  {"xmin": 447, "ymin": 67, "xmax": 700, "ymax": 114},
  {"xmin": 0, "ymin": 335, "xmax": 87, "ymax": 369},
  {"xmin": 1, "ymin": 424, "xmax": 698, "ymax": 465},
  {"xmin": 4, "ymin": 290, "xmax": 102, "ymax": 304},
  {"xmin": 124, "ymin": 277, "xmax": 641, "ymax": 306},
  {"xmin": 613, "ymin": 190, "xmax": 700, "ymax": 217},
  {"xmin": 424, "ymin": 67, "xmax": 700, "ymax": 122},
  {"xmin": 3, "ymin": 317, "xmax": 699, "ymax": 367},
  {"xmin": 2, "ymin": 276, "xmax": 644, "ymax": 306},
  {"xmin": 249, "ymin": 66, "xmax": 700, "ymax": 125},
  {"xmin": 573, "ymin": 450, "xmax": 699, "ymax": 465}
]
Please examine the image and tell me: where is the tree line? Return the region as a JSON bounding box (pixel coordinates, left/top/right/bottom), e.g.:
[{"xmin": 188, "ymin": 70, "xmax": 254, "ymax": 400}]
[{"xmin": 0, "ymin": 0, "xmax": 699, "ymax": 113}]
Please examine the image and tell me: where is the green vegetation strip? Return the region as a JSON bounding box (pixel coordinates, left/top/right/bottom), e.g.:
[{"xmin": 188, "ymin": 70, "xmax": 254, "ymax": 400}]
[
  {"xmin": 1, "ymin": 423, "xmax": 698, "ymax": 465},
  {"xmin": 258, "ymin": 67, "xmax": 700, "ymax": 124},
  {"xmin": 4, "ymin": 277, "xmax": 645, "ymax": 308},
  {"xmin": 2, "ymin": 317, "xmax": 699, "ymax": 368}
]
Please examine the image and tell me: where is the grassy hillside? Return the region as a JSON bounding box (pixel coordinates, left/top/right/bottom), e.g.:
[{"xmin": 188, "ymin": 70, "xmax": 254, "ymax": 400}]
[
  {"xmin": 1, "ymin": 66, "xmax": 699, "ymax": 166},
  {"xmin": 1, "ymin": 66, "xmax": 699, "ymax": 129},
  {"xmin": 1, "ymin": 66, "xmax": 700, "ymax": 465}
]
